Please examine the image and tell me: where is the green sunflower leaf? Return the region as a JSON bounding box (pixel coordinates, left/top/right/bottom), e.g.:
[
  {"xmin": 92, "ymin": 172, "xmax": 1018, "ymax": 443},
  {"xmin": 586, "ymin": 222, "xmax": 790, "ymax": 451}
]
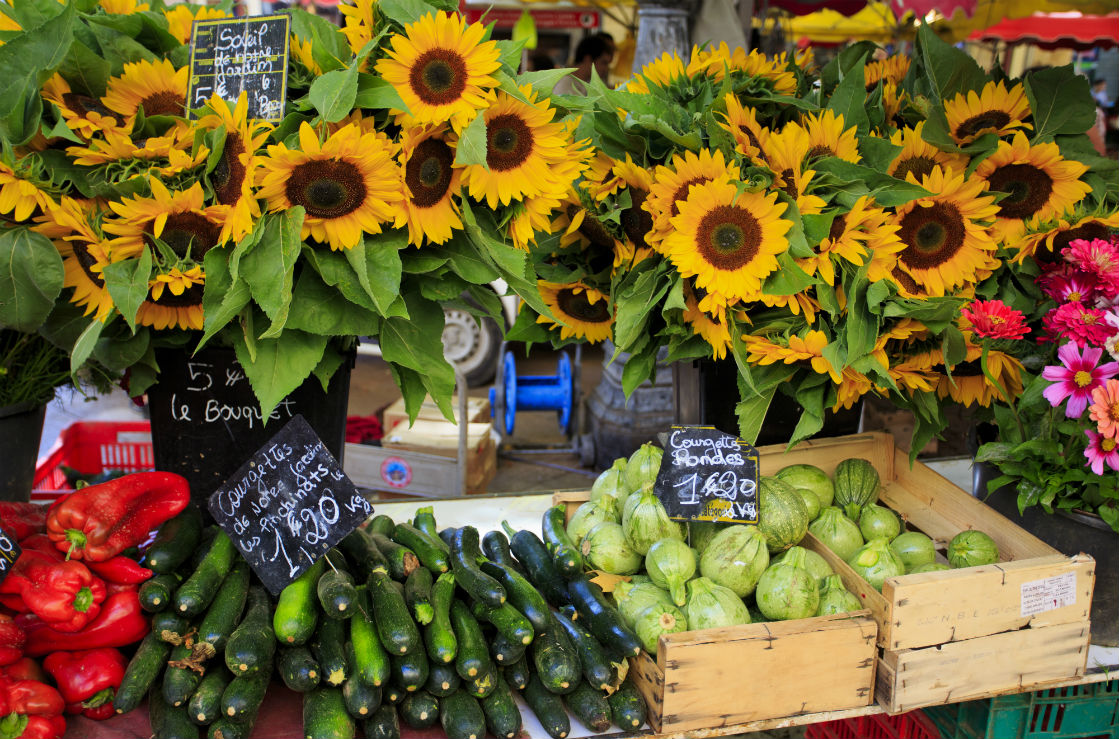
[
  {"xmin": 101, "ymin": 247, "xmax": 152, "ymax": 335},
  {"xmin": 58, "ymin": 39, "xmax": 111, "ymax": 98},
  {"xmin": 613, "ymin": 260, "xmax": 671, "ymax": 352},
  {"xmin": 198, "ymin": 243, "xmax": 251, "ymax": 351},
  {"xmin": 380, "ymin": 0, "xmax": 441, "ymax": 28},
  {"xmin": 309, "ymin": 40, "xmax": 374, "ymax": 123},
  {"xmin": 287, "ymin": 269, "xmax": 380, "ymax": 335},
  {"xmin": 825, "ymin": 52, "xmax": 870, "ymax": 134},
  {"xmin": 787, "ymin": 382, "xmax": 826, "ymax": 450},
  {"xmin": 285, "ymin": 8, "xmax": 349, "ymax": 73},
  {"xmin": 443, "ymin": 234, "xmax": 501, "ymax": 285},
  {"xmin": 354, "ymin": 74, "xmax": 410, "ymax": 114},
  {"xmin": 912, "ymin": 24, "xmax": 986, "ymax": 103},
  {"xmin": 1025, "ymin": 65, "xmax": 1095, "ymax": 143},
  {"xmin": 517, "ymin": 68, "xmax": 576, "ymax": 97},
  {"xmin": 621, "ymin": 339, "xmax": 658, "ymax": 397},
  {"xmin": 813, "ymin": 158, "xmax": 929, "ymax": 207},
  {"xmin": 242, "ymin": 208, "xmax": 303, "ymax": 337},
  {"xmin": 70, "ymin": 316, "xmax": 105, "ymax": 380},
  {"xmin": 380, "ymin": 293, "xmax": 455, "ymax": 419},
  {"xmin": 232, "ymin": 328, "xmax": 328, "ymax": 421},
  {"xmin": 454, "ymin": 112, "xmax": 488, "ymax": 167},
  {"xmin": 735, "ymin": 381, "xmax": 778, "ymax": 447},
  {"xmin": 761, "ymin": 252, "xmax": 813, "ymax": 296},
  {"xmin": 0, "ymin": 229, "xmax": 65, "ymax": 332}
]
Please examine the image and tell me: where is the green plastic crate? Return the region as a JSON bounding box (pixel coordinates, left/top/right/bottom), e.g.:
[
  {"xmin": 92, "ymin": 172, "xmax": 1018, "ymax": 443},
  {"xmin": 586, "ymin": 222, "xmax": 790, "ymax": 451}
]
[{"xmin": 925, "ymin": 681, "xmax": 1119, "ymax": 739}]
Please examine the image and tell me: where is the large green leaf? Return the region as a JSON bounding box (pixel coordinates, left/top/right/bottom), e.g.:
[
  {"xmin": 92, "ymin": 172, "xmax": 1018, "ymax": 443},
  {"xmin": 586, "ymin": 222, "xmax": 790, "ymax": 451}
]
[
  {"xmin": 58, "ymin": 40, "xmax": 111, "ymax": 98},
  {"xmin": 825, "ymin": 53, "xmax": 870, "ymax": 134},
  {"xmin": 287, "ymin": 270, "xmax": 380, "ymax": 335},
  {"xmin": 380, "ymin": 293, "xmax": 455, "ymax": 418},
  {"xmin": 458, "ymin": 200, "xmax": 549, "ymax": 317},
  {"xmin": 284, "ymin": 8, "xmax": 350, "ymax": 73},
  {"xmin": 613, "ymin": 261, "xmax": 671, "ymax": 351},
  {"xmin": 354, "ymin": 74, "xmax": 410, "ymax": 113},
  {"xmin": 442, "ymin": 235, "xmax": 501, "ymax": 285},
  {"xmin": 86, "ymin": 21, "xmax": 155, "ymax": 76},
  {"xmin": 736, "ymin": 381, "xmax": 778, "ymax": 446},
  {"xmin": 388, "ymin": 363, "xmax": 435, "ymax": 425},
  {"xmin": 241, "ymin": 209, "xmax": 304, "ymax": 337},
  {"xmin": 0, "ymin": 229, "xmax": 64, "ymax": 332},
  {"xmin": 101, "ymin": 248, "xmax": 152, "ymax": 333},
  {"xmin": 788, "ymin": 382, "xmax": 826, "ymax": 449},
  {"xmin": 913, "ymin": 24, "xmax": 986, "ymax": 103},
  {"xmin": 761, "ymin": 252, "xmax": 814, "ymax": 296},
  {"xmin": 232, "ymin": 328, "xmax": 328, "ymax": 420},
  {"xmin": 348, "ymin": 230, "xmax": 406, "ymax": 316},
  {"xmin": 1025, "ymin": 65, "xmax": 1095, "ymax": 143},
  {"xmin": 621, "ymin": 339, "xmax": 658, "ymax": 397},
  {"xmin": 379, "ymin": 0, "xmax": 440, "ymax": 27},
  {"xmin": 455, "ymin": 112, "xmax": 488, "ymax": 167},
  {"xmin": 69, "ymin": 316, "xmax": 104, "ymax": 378},
  {"xmin": 309, "ymin": 40, "xmax": 376, "ymax": 123},
  {"xmin": 198, "ymin": 244, "xmax": 251, "ymax": 349},
  {"xmin": 0, "ymin": 3, "xmax": 74, "ymax": 138},
  {"xmin": 517, "ymin": 68, "xmax": 576, "ymax": 97},
  {"xmin": 814, "ymin": 158, "xmax": 930, "ymax": 207}
]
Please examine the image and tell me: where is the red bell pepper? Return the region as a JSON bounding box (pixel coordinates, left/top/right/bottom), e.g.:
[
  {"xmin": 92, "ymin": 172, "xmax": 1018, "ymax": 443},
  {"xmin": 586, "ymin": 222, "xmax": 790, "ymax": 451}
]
[
  {"xmin": 13, "ymin": 539, "xmax": 60, "ymax": 563},
  {"xmin": 0, "ymin": 618, "xmax": 24, "ymax": 668},
  {"xmin": 0, "ymin": 662, "xmax": 45, "ymax": 687},
  {"xmin": 0, "ymin": 715, "xmax": 66, "ymax": 739},
  {"xmin": 3, "ymin": 559, "xmax": 106, "ymax": 633},
  {"xmin": 85, "ymin": 556, "xmax": 151, "ymax": 586},
  {"xmin": 0, "ymin": 504, "xmax": 46, "ymax": 543},
  {"xmin": 0, "ymin": 677, "xmax": 65, "ymax": 739},
  {"xmin": 18, "ymin": 590, "xmax": 148, "ymax": 657},
  {"xmin": 46, "ymin": 471, "xmax": 190, "ymax": 562},
  {"xmin": 42, "ymin": 648, "xmax": 126, "ymax": 721}
]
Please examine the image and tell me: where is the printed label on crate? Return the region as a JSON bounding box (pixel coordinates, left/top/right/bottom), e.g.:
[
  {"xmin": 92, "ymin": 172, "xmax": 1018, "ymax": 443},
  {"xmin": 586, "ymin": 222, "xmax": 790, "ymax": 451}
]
[
  {"xmin": 187, "ymin": 14, "xmax": 289, "ymax": 122},
  {"xmin": 208, "ymin": 415, "xmax": 373, "ymax": 595},
  {"xmin": 1020, "ymin": 571, "xmax": 1077, "ymax": 617},
  {"xmin": 0, "ymin": 527, "xmax": 20, "ymax": 585},
  {"xmin": 653, "ymin": 426, "xmax": 759, "ymax": 523}
]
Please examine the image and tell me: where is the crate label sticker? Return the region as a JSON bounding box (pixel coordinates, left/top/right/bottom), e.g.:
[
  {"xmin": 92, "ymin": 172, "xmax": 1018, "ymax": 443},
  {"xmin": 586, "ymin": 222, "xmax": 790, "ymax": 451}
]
[
  {"xmin": 653, "ymin": 425, "xmax": 759, "ymax": 524},
  {"xmin": 0, "ymin": 527, "xmax": 20, "ymax": 586},
  {"xmin": 208, "ymin": 414, "xmax": 373, "ymax": 595},
  {"xmin": 1020, "ymin": 571, "xmax": 1077, "ymax": 617}
]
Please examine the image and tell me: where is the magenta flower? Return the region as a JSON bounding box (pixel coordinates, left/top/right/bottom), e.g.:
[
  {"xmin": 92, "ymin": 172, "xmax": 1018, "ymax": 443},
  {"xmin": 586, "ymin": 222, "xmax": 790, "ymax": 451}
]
[
  {"xmin": 1042, "ymin": 303, "xmax": 1115, "ymax": 347},
  {"xmin": 1037, "ymin": 265, "xmax": 1097, "ymax": 305},
  {"xmin": 961, "ymin": 300, "xmax": 1030, "ymax": 340},
  {"xmin": 1041, "ymin": 343, "xmax": 1119, "ymax": 418},
  {"xmin": 1064, "ymin": 237, "xmax": 1119, "ymax": 296},
  {"xmin": 1083, "ymin": 429, "xmax": 1119, "ymax": 475}
]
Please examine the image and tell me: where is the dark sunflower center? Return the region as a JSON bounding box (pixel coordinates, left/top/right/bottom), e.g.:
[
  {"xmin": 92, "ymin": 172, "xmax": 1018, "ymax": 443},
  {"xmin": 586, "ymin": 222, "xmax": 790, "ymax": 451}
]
[
  {"xmin": 409, "ymin": 49, "xmax": 468, "ymax": 105},
  {"xmin": 738, "ymin": 125, "xmax": 762, "ymax": 153},
  {"xmin": 828, "ymin": 214, "xmax": 848, "ymax": 242},
  {"xmin": 951, "ymin": 359, "xmax": 984, "ymax": 378},
  {"xmin": 486, "ymin": 114, "xmax": 533, "ymax": 172},
  {"xmin": 286, "ymin": 159, "xmax": 367, "ymax": 219},
  {"xmin": 140, "ymin": 91, "xmax": 184, "ymax": 118},
  {"xmin": 807, "ymin": 144, "xmax": 833, "ymax": 160},
  {"xmin": 695, "ymin": 204, "xmax": 762, "ymax": 270},
  {"xmin": 898, "ymin": 201, "xmax": 966, "ymax": 270},
  {"xmin": 621, "ymin": 189, "xmax": 654, "ymax": 249},
  {"xmin": 146, "ymin": 213, "xmax": 221, "ymax": 262},
  {"xmin": 670, "ymin": 178, "xmax": 704, "ymax": 218},
  {"xmin": 891, "ymin": 266, "xmax": 920, "ymax": 293},
  {"xmin": 568, "ymin": 203, "xmax": 615, "ymax": 249},
  {"xmin": 152, "ymin": 283, "xmax": 204, "ymax": 308},
  {"xmin": 212, "ymin": 132, "xmax": 246, "ymax": 206},
  {"xmin": 73, "ymin": 242, "xmax": 106, "ymax": 287},
  {"xmin": 556, "ymin": 288, "xmax": 611, "ymax": 324},
  {"xmin": 1052, "ymin": 222, "xmax": 1109, "ymax": 254},
  {"xmin": 405, "ymin": 138, "xmax": 454, "ymax": 209},
  {"xmin": 955, "ymin": 111, "xmax": 1011, "ymax": 140},
  {"xmin": 779, "ymin": 168, "xmax": 799, "ymax": 201},
  {"xmin": 893, "ymin": 155, "xmax": 938, "ymax": 183},
  {"xmin": 985, "ymin": 163, "xmax": 1053, "ymax": 220},
  {"xmin": 62, "ymin": 93, "xmax": 121, "ymax": 125}
]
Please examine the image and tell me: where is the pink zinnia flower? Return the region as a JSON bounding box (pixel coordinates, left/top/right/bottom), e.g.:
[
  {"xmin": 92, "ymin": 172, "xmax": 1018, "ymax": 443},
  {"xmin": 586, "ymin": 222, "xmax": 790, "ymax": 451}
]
[
  {"xmin": 1089, "ymin": 378, "xmax": 1119, "ymax": 438},
  {"xmin": 1041, "ymin": 343, "xmax": 1119, "ymax": 418},
  {"xmin": 960, "ymin": 300, "xmax": 1030, "ymax": 340},
  {"xmin": 1064, "ymin": 237, "xmax": 1119, "ymax": 293},
  {"xmin": 1042, "ymin": 303, "xmax": 1115, "ymax": 347},
  {"xmin": 1083, "ymin": 429, "xmax": 1119, "ymax": 475},
  {"xmin": 1037, "ymin": 265, "xmax": 1097, "ymax": 304}
]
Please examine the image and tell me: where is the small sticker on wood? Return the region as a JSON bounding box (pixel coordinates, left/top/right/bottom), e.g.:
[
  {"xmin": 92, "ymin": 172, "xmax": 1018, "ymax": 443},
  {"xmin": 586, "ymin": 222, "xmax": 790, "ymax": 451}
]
[{"xmin": 1020, "ymin": 571, "xmax": 1076, "ymax": 617}]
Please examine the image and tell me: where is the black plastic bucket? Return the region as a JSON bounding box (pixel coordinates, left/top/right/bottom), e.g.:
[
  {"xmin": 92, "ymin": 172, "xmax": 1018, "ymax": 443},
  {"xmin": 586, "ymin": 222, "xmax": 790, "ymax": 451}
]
[{"xmin": 0, "ymin": 401, "xmax": 46, "ymax": 502}]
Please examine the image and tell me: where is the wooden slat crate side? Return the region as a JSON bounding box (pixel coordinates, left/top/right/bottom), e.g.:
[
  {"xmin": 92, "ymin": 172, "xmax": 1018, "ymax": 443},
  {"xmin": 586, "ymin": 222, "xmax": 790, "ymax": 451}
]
[
  {"xmin": 881, "ymin": 554, "xmax": 1095, "ymax": 648},
  {"xmin": 888, "ymin": 449, "xmax": 1057, "ymax": 561},
  {"xmin": 650, "ymin": 614, "xmax": 878, "ymax": 733},
  {"xmin": 627, "ymin": 650, "xmax": 666, "ymax": 733},
  {"xmin": 757, "ymin": 432, "xmax": 895, "ymax": 481}
]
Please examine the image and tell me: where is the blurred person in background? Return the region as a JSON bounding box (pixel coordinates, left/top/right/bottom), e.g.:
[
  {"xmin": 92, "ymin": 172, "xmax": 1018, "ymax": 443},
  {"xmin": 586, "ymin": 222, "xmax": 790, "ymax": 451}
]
[{"xmin": 553, "ymin": 32, "xmax": 615, "ymax": 95}]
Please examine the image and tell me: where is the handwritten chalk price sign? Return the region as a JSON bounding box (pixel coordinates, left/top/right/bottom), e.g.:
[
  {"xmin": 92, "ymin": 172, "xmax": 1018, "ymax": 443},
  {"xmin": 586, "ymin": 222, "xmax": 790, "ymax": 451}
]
[
  {"xmin": 208, "ymin": 415, "xmax": 373, "ymax": 595},
  {"xmin": 0, "ymin": 527, "xmax": 21, "ymax": 586},
  {"xmin": 653, "ymin": 426, "xmax": 760, "ymax": 523},
  {"xmin": 187, "ymin": 14, "xmax": 290, "ymax": 122}
]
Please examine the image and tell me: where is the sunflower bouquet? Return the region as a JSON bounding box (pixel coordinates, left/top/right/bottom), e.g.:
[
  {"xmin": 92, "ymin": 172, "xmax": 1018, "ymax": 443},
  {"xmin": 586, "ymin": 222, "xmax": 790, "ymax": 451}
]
[
  {"xmin": 510, "ymin": 26, "xmax": 1119, "ymax": 455},
  {"xmin": 0, "ymin": 0, "xmax": 587, "ymax": 419}
]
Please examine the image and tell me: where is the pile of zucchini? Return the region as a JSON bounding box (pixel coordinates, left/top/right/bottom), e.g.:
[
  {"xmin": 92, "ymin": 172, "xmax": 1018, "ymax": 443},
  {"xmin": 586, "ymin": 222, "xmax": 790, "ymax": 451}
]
[{"xmin": 119, "ymin": 502, "xmax": 648, "ymax": 739}]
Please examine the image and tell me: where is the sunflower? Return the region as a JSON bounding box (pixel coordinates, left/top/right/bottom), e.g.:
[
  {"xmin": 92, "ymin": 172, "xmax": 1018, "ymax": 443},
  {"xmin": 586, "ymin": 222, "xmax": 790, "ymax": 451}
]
[
  {"xmin": 195, "ymin": 93, "xmax": 272, "ymax": 245},
  {"xmin": 137, "ymin": 265, "xmax": 206, "ymax": 331},
  {"xmin": 944, "ymin": 80, "xmax": 1032, "ymax": 146},
  {"xmin": 375, "ymin": 11, "xmax": 501, "ymax": 130},
  {"xmin": 880, "ymin": 81, "xmax": 907, "ymax": 128},
  {"xmin": 974, "ymin": 132, "xmax": 1091, "ymax": 244},
  {"xmin": 0, "ymin": 12, "xmax": 20, "ymax": 33},
  {"xmin": 937, "ymin": 343, "xmax": 1024, "ymax": 407},
  {"xmin": 682, "ymin": 282, "xmax": 733, "ymax": 360},
  {"xmin": 397, "ymin": 122, "xmax": 462, "ymax": 246},
  {"xmin": 742, "ymin": 330, "xmax": 841, "ymax": 383},
  {"xmin": 66, "ymin": 125, "xmax": 205, "ymax": 178},
  {"xmin": 259, "ymin": 122, "xmax": 403, "ymax": 251},
  {"xmin": 865, "ymin": 55, "xmax": 910, "ymax": 90},
  {"xmin": 687, "ymin": 44, "xmax": 796, "ymax": 95},
  {"xmin": 102, "ymin": 59, "xmax": 188, "ymax": 126},
  {"xmin": 663, "ymin": 178, "xmax": 792, "ymax": 303},
  {"xmin": 0, "ymin": 163, "xmax": 55, "ymax": 222},
  {"xmin": 718, "ymin": 93, "xmax": 770, "ymax": 163},
  {"xmin": 41, "ymin": 74, "xmax": 125, "ymax": 140},
  {"xmin": 644, "ymin": 149, "xmax": 739, "ymax": 249},
  {"xmin": 765, "ymin": 124, "xmax": 826, "ymax": 216},
  {"xmin": 340, "ymin": 0, "xmax": 379, "ymax": 58},
  {"xmin": 888, "ymin": 122, "xmax": 968, "ymax": 182},
  {"xmin": 162, "ymin": 5, "xmax": 227, "ymax": 45},
  {"xmin": 892, "ymin": 166, "xmax": 1000, "ymax": 296},
  {"xmin": 624, "ymin": 52, "xmax": 687, "ymax": 95},
  {"xmin": 834, "ymin": 368, "xmax": 874, "ymax": 411},
  {"xmin": 460, "ymin": 86, "xmax": 569, "ymax": 209},
  {"xmin": 35, "ymin": 198, "xmax": 118, "ymax": 322},
  {"xmin": 536, "ymin": 281, "xmax": 614, "ymax": 343},
  {"xmin": 509, "ymin": 123, "xmax": 592, "ymax": 251},
  {"xmin": 799, "ymin": 196, "xmax": 901, "ymax": 285},
  {"xmin": 99, "ymin": 0, "xmax": 149, "ymax": 12},
  {"xmin": 1015, "ymin": 209, "xmax": 1119, "ymax": 264},
  {"xmin": 758, "ymin": 291, "xmax": 821, "ymax": 324},
  {"xmin": 290, "ymin": 35, "xmax": 322, "ymax": 75},
  {"xmin": 791, "ymin": 109, "xmax": 860, "ymax": 163}
]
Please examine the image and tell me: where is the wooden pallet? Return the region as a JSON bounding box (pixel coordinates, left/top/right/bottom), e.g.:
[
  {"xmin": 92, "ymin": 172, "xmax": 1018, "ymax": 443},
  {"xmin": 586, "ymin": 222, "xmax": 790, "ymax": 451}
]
[
  {"xmin": 379, "ymin": 420, "xmax": 497, "ymax": 492},
  {"xmin": 381, "ymin": 395, "xmax": 491, "ymax": 432}
]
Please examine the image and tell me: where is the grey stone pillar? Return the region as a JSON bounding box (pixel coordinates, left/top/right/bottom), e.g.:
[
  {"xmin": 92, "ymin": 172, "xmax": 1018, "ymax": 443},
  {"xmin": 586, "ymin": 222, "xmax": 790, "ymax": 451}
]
[{"xmin": 632, "ymin": 3, "xmax": 692, "ymax": 72}]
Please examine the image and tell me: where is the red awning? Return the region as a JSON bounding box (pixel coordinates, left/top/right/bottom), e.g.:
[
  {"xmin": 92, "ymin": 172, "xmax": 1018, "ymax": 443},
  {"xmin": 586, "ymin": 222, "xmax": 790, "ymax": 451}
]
[
  {"xmin": 968, "ymin": 11, "xmax": 1119, "ymax": 49},
  {"xmin": 767, "ymin": 0, "xmax": 870, "ymax": 17}
]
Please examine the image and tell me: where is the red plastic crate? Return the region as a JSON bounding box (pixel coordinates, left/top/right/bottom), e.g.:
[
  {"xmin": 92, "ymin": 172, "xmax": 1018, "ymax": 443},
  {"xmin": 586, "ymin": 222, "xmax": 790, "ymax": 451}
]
[
  {"xmin": 32, "ymin": 421, "xmax": 154, "ymax": 502},
  {"xmin": 806, "ymin": 711, "xmax": 942, "ymax": 739}
]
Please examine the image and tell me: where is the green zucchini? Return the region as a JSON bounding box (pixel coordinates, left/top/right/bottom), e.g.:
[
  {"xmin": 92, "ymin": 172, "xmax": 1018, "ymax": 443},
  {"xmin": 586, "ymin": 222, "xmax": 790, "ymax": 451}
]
[
  {"xmin": 197, "ymin": 561, "xmax": 250, "ymax": 653},
  {"xmin": 274, "ymin": 557, "xmax": 326, "ymax": 645},
  {"xmin": 399, "ymin": 691, "xmax": 439, "ymax": 729},
  {"xmin": 207, "ymin": 716, "xmax": 255, "ymax": 739},
  {"xmin": 403, "ymin": 567, "xmax": 434, "ymax": 625},
  {"xmin": 363, "ymin": 703, "xmax": 400, "ymax": 739},
  {"xmin": 489, "ymin": 630, "xmax": 526, "ymax": 665},
  {"xmin": 339, "ymin": 527, "xmax": 390, "ymax": 575},
  {"xmin": 424, "ymin": 661, "xmax": 460, "ymax": 697},
  {"xmin": 541, "ymin": 505, "xmax": 583, "ymax": 577},
  {"xmin": 152, "ymin": 611, "xmax": 191, "ymax": 644},
  {"xmin": 480, "ymin": 530, "xmax": 523, "ymax": 574},
  {"xmin": 115, "ymin": 632, "xmax": 172, "ymax": 714},
  {"xmin": 471, "ymin": 599, "xmax": 533, "ymax": 647},
  {"xmin": 367, "ymin": 515, "xmax": 397, "ymax": 538},
  {"xmin": 146, "ymin": 505, "xmax": 203, "ymax": 574},
  {"xmin": 478, "ymin": 559, "xmax": 550, "ymax": 636},
  {"xmin": 608, "ymin": 677, "xmax": 648, "ymax": 729},
  {"xmin": 439, "ymin": 690, "xmax": 486, "ymax": 739},
  {"xmin": 368, "ymin": 567, "xmax": 421, "ymax": 655},
  {"xmin": 554, "ymin": 610, "xmax": 614, "ymax": 690},
  {"xmin": 187, "ymin": 667, "xmax": 231, "ymax": 726},
  {"xmin": 531, "ymin": 614, "xmax": 580, "ymax": 695},
  {"xmin": 342, "ymin": 676, "xmax": 381, "ymax": 718},
  {"xmin": 139, "ymin": 573, "xmax": 181, "ymax": 613},
  {"xmin": 163, "ymin": 643, "xmax": 203, "ymax": 707},
  {"xmin": 449, "ymin": 527, "xmax": 505, "ymax": 607},
  {"xmin": 566, "ymin": 576, "xmax": 642, "ymax": 657},
  {"xmin": 317, "ymin": 555, "xmax": 358, "ymax": 619},
  {"xmin": 303, "ymin": 686, "xmax": 356, "ymax": 739},
  {"xmin": 412, "ymin": 507, "xmax": 450, "ymax": 553},
  {"xmin": 500, "ymin": 653, "xmax": 530, "ymax": 691},
  {"xmin": 370, "ymin": 533, "xmax": 420, "ymax": 580},
  {"xmin": 350, "ymin": 587, "xmax": 390, "ymax": 687},
  {"xmin": 449, "ymin": 600, "xmax": 491, "ymax": 681},
  {"xmin": 564, "ymin": 681, "xmax": 612, "ymax": 733},
  {"xmin": 391, "ymin": 523, "xmax": 450, "ymax": 573},
  {"xmin": 174, "ymin": 530, "xmax": 235, "ymax": 617},
  {"xmin": 390, "ymin": 648, "xmax": 429, "ymax": 693},
  {"xmin": 438, "ymin": 528, "xmax": 456, "ymax": 549},
  {"xmin": 524, "ymin": 673, "xmax": 571, "ymax": 739},
  {"xmin": 311, "ymin": 616, "xmax": 351, "ymax": 686},
  {"xmin": 480, "ymin": 676, "xmax": 522, "ymax": 739},
  {"xmin": 383, "ymin": 684, "xmax": 405, "ymax": 706},
  {"xmin": 224, "ymin": 586, "xmax": 274, "ymax": 676},
  {"xmin": 424, "ymin": 573, "xmax": 457, "ymax": 664},
  {"xmin": 220, "ymin": 669, "xmax": 270, "ymax": 722},
  {"xmin": 465, "ymin": 664, "xmax": 497, "ymax": 699},
  {"xmin": 151, "ymin": 686, "xmax": 199, "ymax": 739},
  {"xmin": 278, "ymin": 646, "xmax": 321, "ymax": 693},
  {"xmin": 502, "ymin": 523, "xmax": 570, "ymax": 607}
]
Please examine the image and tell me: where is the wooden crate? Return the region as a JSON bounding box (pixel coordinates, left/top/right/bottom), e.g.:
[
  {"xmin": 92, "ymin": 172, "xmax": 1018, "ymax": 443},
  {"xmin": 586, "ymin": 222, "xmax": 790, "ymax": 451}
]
[
  {"xmin": 555, "ymin": 491, "xmax": 878, "ymax": 734},
  {"xmin": 382, "ymin": 420, "xmax": 497, "ymax": 491},
  {"xmin": 382, "ymin": 395, "xmax": 491, "ymax": 431}
]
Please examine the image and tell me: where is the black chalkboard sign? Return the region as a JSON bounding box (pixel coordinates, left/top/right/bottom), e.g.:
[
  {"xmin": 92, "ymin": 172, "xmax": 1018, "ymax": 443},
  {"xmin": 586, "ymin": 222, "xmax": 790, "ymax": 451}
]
[
  {"xmin": 653, "ymin": 426, "xmax": 760, "ymax": 523},
  {"xmin": 187, "ymin": 14, "xmax": 290, "ymax": 122},
  {"xmin": 0, "ymin": 527, "xmax": 21, "ymax": 586},
  {"xmin": 208, "ymin": 415, "xmax": 373, "ymax": 595}
]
